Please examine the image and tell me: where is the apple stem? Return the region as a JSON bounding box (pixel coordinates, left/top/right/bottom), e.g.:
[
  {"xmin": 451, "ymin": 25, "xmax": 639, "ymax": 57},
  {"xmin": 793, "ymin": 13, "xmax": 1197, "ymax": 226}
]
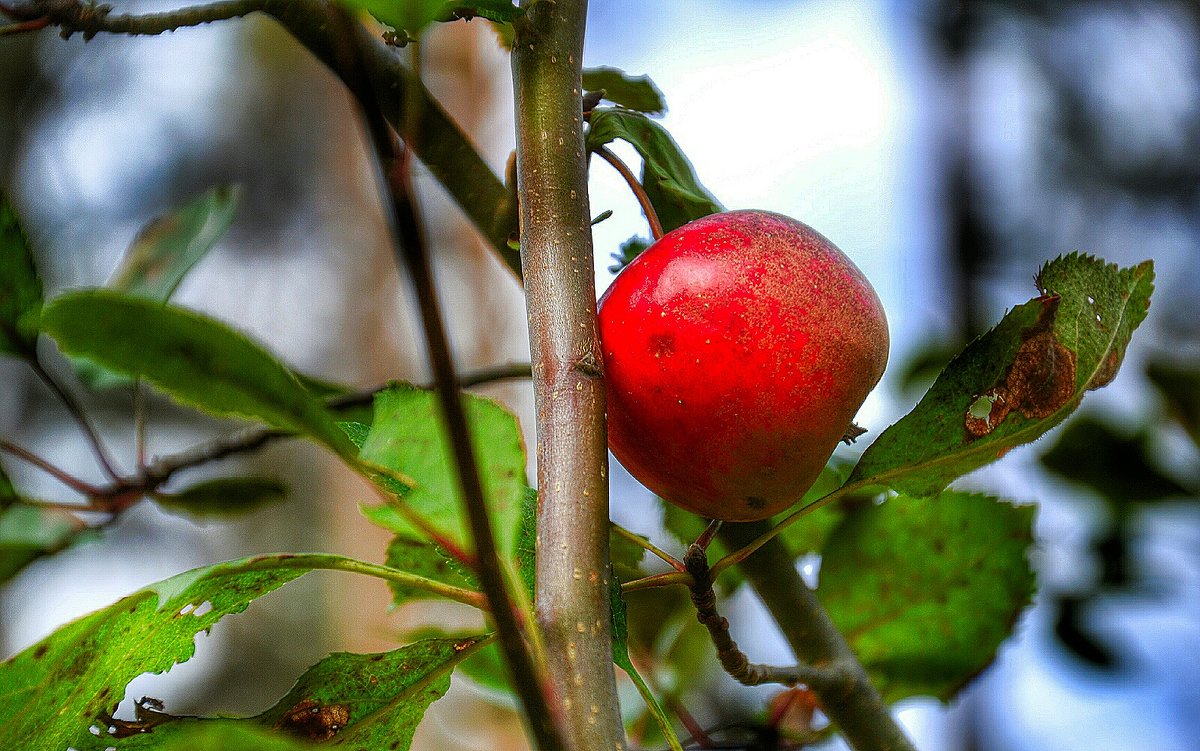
[
  {"xmin": 594, "ymin": 145, "xmax": 666, "ymax": 241},
  {"xmin": 694, "ymin": 519, "xmax": 722, "ymax": 550}
]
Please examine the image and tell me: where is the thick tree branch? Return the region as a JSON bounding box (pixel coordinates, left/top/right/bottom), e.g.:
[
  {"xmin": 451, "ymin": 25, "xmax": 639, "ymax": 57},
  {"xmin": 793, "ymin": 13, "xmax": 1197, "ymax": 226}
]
[
  {"xmin": 718, "ymin": 522, "xmax": 917, "ymax": 751},
  {"xmin": 18, "ymin": 0, "xmax": 521, "ymax": 277},
  {"xmin": 512, "ymin": 1, "xmax": 626, "ymax": 749}
]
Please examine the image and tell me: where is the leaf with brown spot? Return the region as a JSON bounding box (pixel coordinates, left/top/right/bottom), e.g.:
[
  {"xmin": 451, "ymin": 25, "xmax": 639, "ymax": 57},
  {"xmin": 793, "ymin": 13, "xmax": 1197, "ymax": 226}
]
[
  {"xmin": 0, "ymin": 553, "xmax": 434, "ymax": 749},
  {"xmin": 851, "ymin": 254, "xmax": 1154, "ymax": 496}
]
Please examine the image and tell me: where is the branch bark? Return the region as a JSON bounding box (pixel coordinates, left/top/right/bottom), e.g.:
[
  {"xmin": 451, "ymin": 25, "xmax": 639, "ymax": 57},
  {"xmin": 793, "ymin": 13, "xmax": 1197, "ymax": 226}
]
[
  {"xmin": 718, "ymin": 522, "xmax": 918, "ymax": 751},
  {"xmin": 512, "ymin": 1, "xmax": 626, "ymax": 749}
]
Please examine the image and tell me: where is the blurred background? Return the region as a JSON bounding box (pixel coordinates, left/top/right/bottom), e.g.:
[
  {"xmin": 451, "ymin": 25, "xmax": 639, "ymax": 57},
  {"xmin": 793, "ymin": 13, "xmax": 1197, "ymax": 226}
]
[{"xmin": 0, "ymin": 0, "xmax": 1198, "ymax": 749}]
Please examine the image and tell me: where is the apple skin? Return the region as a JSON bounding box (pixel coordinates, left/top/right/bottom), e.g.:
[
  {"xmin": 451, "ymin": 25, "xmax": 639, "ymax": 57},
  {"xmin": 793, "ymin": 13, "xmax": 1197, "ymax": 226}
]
[{"xmin": 598, "ymin": 210, "xmax": 888, "ymax": 522}]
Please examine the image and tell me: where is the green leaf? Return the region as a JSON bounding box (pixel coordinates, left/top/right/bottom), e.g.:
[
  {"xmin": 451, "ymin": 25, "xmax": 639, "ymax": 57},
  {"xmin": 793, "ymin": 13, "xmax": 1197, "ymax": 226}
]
[
  {"xmin": 445, "ymin": 0, "xmax": 522, "ymax": 23},
  {"xmin": 819, "ymin": 492, "xmax": 1036, "ymax": 702},
  {"xmin": 1041, "ymin": 416, "xmax": 1191, "ymax": 503},
  {"xmin": 40, "ymin": 291, "xmax": 357, "ymax": 460},
  {"xmin": 339, "ymin": 420, "xmax": 373, "ymax": 450},
  {"xmin": 1146, "ymin": 359, "xmax": 1200, "ymax": 448},
  {"xmin": 0, "ymin": 503, "xmax": 83, "ymax": 584},
  {"xmin": 358, "ymin": 383, "xmax": 528, "ymax": 558},
  {"xmin": 0, "ymin": 463, "xmax": 15, "ymax": 509},
  {"xmin": 341, "ymin": 0, "xmax": 519, "ymax": 36},
  {"xmin": 610, "ymin": 568, "xmax": 684, "ymax": 751},
  {"xmin": 609, "ymin": 527, "xmax": 647, "ymax": 583},
  {"xmin": 254, "ymin": 636, "xmax": 486, "ymax": 748},
  {"xmin": 385, "ymin": 534, "xmax": 477, "ymax": 607},
  {"xmin": 340, "ymin": 0, "xmax": 444, "ymax": 34},
  {"xmin": 609, "ymin": 235, "xmax": 650, "ymax": 274},
  {"xmin": 0, "ymin": 553, "xmax": 375, "ymax": 748},
  {"xmin": 582, "ymin": 67, "xmax": 666, "ymax": 115},
  {"xmin": 112, "ymin": 186, "xmax": 239, "ymax": 301},
  {"xmin": 514, "ymin": 487, "xmax": 536, "ymax": 600},
  {"xmin": 586, "ymin": 108, "xmax": 723, "ymax": 234},
  {"xmin": 850, "ymin": 254, "xmax": 1155, "ymax": 496},
  {"xmin": 0, "ymin": 193, "xmax": 43, "ymax": 356},
  {"xmin": 111, "ymin": 637, "xmax": 486, "ymax": 749},
  {"xmin": 154, "ymin": 477, "xmax": 288, "ymax": 518},
  {"xmin": 72, "ymin": 186, "xmax": 242, "ymax": 388},
  {"xmin": 456, "ymin": 640, "xmax": 510, "ymax": 695}
]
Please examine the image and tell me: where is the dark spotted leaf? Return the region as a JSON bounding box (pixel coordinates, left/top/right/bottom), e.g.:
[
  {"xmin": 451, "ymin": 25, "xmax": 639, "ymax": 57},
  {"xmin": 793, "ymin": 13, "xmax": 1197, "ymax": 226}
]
[
  {"xmin": 254, "ymin": 637, "xmax": 486, "ymax": 748},
  {"xmin": 851, "ymin": 255, "xmax": 1154, "ymax": 496},
  {"xmin": 103, "ymin": 720, "xmax": 306, "ymax": 750},
  {"xmin": 819, "ymin": 492, "xmax": 1035, "ymax": 702},
  {"xmin": 0, "ymin": 553, "xmax": 420, "ymax": 749}
]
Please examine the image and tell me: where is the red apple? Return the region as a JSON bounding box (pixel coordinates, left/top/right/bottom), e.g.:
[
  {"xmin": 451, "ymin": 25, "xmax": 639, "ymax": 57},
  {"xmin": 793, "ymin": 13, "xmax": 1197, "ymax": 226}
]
[{"xmin": 598, "ymin": 210, "xmax": 889, "ymax": 522}]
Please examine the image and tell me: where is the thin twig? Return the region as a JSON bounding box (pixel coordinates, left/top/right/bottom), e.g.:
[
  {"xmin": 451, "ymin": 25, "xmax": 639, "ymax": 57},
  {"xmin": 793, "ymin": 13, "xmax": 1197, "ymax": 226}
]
[
  {"xmin": 594, "ymin": 146, "xmax": 665, "ymax": 241},
  {"xmin": 684, "ymin": 544, "xmax": 846, "ymax": 688},
  {"xmin": 621, "ymin": 570, "xmax": 692, "ymax": 593},
  {"xmin": 0, "ymin": 440, "xmax": 101, "ymax": 496},
  {"xmin": 328, "ymin": 8, "xmax": 564, "ymax": 749},
  {"xmin": 458, "ymin": 361, "xmax": 533, "ymax": 388},
  {"xmin": 24, "ymin": 0, "xmax": 264, "ymax": 38},
  {"xmin": 26, "ymin": 350, "xmax": 121, "ymax": 481},
  {"xmin": 0, "ymin": 16, "xmax": 48, "ymax": 35},
  {"xmin": 611, "ymin": 522, "xmax": 685, "ymax": 572}
]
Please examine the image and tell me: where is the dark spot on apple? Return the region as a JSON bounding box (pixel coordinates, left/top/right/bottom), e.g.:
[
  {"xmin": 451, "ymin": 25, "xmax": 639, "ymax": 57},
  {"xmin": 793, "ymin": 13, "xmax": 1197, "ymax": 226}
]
[
  {"xmin": 650, "ymin": 333, "xmax": 675, "ymax": 358},
  {"xmin": 33, "ymin": 645, "xmax": 47, "ymax": 659},
  {"xmin": 745, "ymin": 496, "xmax": 767, "ymax": 510}
]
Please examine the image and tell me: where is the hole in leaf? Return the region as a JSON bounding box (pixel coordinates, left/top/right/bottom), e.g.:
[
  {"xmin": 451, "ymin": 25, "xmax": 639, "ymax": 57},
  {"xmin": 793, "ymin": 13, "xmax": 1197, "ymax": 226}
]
[{"xmin": 192, "ymin": 601, "xmax": 213, "ymax": 618}]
